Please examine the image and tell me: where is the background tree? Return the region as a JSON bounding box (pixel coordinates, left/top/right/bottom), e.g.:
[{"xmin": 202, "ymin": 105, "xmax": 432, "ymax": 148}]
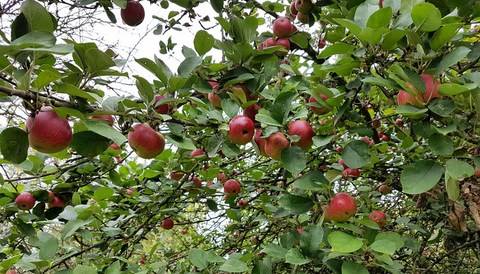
[{"xmin": 1, "ymin": 0, "xmax": 480, "ymax": 273}]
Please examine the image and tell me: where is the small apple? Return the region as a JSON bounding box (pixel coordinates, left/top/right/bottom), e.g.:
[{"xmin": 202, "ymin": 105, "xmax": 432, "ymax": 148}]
[
  {"xmin": 335, "ymin": 146, "xmax": 343, "ymax": 153},
  {"xmin": 231, "ymin": 169, "xmax": 238, "ymax": 175},
  {"xmin": 161, "ymin": 218, "xmax": 174, "ymax": 229},
  {"xmin": 208, "ymin": 92, "xmax": 222, "ymax": 109},
  {"xmin": 91, "ymin": 115, "xmax": 114, "ymax": 126},
  {"xmin": 263, "ymin": 37, "xmax": 277, "ymax": 48},
  {"xmin": 139, "ymin": 258, "xmax": 146, "ymax": 264},
  {"xmin": 371, "ymin": 119, "xmax": 381, "ymax": 129},
  {"xmin": 126, "ymin": 188, "xmax": 135, "ymax": 195},
  {"xmin": 290, "ymin": 1, "xmax": 298, "ymax": 16},
  {"xmin": 309, "ymin": 93, "xmax": 330, "ymax": 115},
  {"xmin": 243, "ymin": 104, "xmax": 260, "ymax": 124},
  {"xmin": 229, "ymin": 115, "xmax": 255, "ymax": 145},
  {"xmin": 338, "ymin": 159, "xmax": 348, "ymax": 169},
  {"xmin": 295, "ymin": 0, "xmax": 313, "ymax": 14},
  {"xmin": 296, "ymin": 12, "xmax": 309, "ymax": 24},
  {"xmin": 154, "ymin": 95, "xmax": 169, "ymax": 114},
  {"xmin": 121, "ymin": 0, "xmax": 145, "ymax": 27},
  {"xmin": 190, "ymin": 148, "xmax": 206, "ymax": 158},
  {"xmin": 369, "ymin": 210, "xmax": 387, "ymax": 228},
  {"xmin": 275, "ymin": 38, "xmax": 291, "ymax": 52},
  {"xmin": 15, "ymin": 192, "xmax": 36, "ymax": 210},
  {"xmin": 224, "ymin": 179, "xmax": 241, "ymax": 196},
  {"xmin": 190, "ymin": 177, "xmax": 202, "ymax": 188},
  {"xmin": 128, "ymin": 123, "xmax": 165, "ymax": 159},
  {"xmin": 48, "ymin": 195, "xmax": 65, "ymax": 208},
  {"xmin": 379, "ymin": 0, "xmax": 383, "ymax": 8},
  {"xmin": 264, "ymin": 132, "xmax": 290, "ymax": 160},
  {"xmin": 342, "ymin": 168, "xmax": 361, "ymax": 179},
  {"xmin": 237, "ymin": 199, "xmax": 248, "ymax": 208},
  {"xmin": 378, "ymin": 184, "xmax": 392, "ymax": 194},
  {"xmin": 253, "ymin": 129, "xmax": 268, "ymax": 156},
  {"xmin": 218, "ymin": 172, "xmax": 226, "ymax": 184},
  {"xmin": 318, "ymin": 38, "xmax": 326, "ymax": 49},
  {"xmin": 27, "ymin": 107, "xmax": 72, "ymax": 154},
  {"xmin": 325, "ymin": 192, "xmax": 357, "ymax": 222},
  {"xmin": 170, "ymin": 172, "xmax": 184, "ymax": 180},
  {"xmin": 473, "ymin": 167, "xmax": 480, "ymax": 178},
  {"xmin": 297, "ymin": 228, "xmax": 303, "ymax": 234},
  {"xmin": 288, "ymin": 120, "xmax": 315, "ymax": 150},
  {"xmin": 395, "ymin": 118, "xmax": 404, "ymax": 127},
  {"xmin": 272, "ymin": 17, "xmax": 293, "ymax": 38}
]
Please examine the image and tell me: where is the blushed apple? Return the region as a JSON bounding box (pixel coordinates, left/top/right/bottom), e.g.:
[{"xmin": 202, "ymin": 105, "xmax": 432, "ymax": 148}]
[
  {"xmin": 229, "ymin": 115, "xmax": 255, "ymax": 145},
  {"xmin": 288, "ymin": 120, "xmax": 315, "ymax": 150},
  {"xmin": 264, "ymin": 132, "xmax": 290, "ymax": 160},
  {"xmin": 128, "ymin": 123, "xmax": 165, "ymax": 159}
]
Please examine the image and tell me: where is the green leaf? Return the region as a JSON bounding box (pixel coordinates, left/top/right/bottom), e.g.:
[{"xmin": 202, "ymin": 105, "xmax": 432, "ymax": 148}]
[
  {"xmin": 438, "ymin": 83, "xmax": 471, "ymax": 96},
  {"xmin": 221, "ymin": 99, "xmax": 240, "ymax": 119},
  {"xmin": 411, "ymin": 3, "xmax": 441, "ymax": 32},
  {"xmin": 375, "ymin": 232, "xmax": 404, "ymax": 250},
  {"xmin": 194, "ymin": 30, "xmax": 215, "ymax": 55},
  {"xmin": 300, "ymin": 226, "xmax": 324, "ymax": 253},
  {"xmin": 318, "ymin": 43, "xmax": 356, "ymax": 59},
  {"xmin": 84, "ymin": 48, "xmax": 116, "ymax": 73},
  {"xmin": 271, "ymin": 91, "xmax": 297, "ymax": 124},
  {"xmin": 262, "ymin": 243, "xmax": 287, "ymax": 259},
  {"xmin": 61, "ymin": 219, "xmax": 93, "ymax": 240},
  {"xmin": 342, "ymin": 261, "xmax": 369, "ymax": 274},
  {"xmin": 165, "ymin": 135, "xmax": 196, "ymax": 150},
  {"xmin": 0, "ymin": 127, "xmax": 28, "ymax": 164},
  {"xmin": 293, "ymin": 170, "xmax": 329, "ymax": 191},
  {"xmin": 206, "ymin": 251, "xmax": 225, "ymax": 263},
  {"xmin": 369, "ymin": 239, "xmax": 398, "ymax": 255},
  {"xmin": 32, "ymin": 69, "xmax": 62, "ymax": 89},
  {"xmin": 312, "ymin": 135, "xmax": 335, "ymax": 148},
  {"xmin": 188, "ymin": 248, "xmax": 209, "ymax": 270},
  {"xmin": 105, "ymin": 261, "xmax": 121, "ymax": 274},
  {"xmin": 73, "ymin": 265, "xmax": 97, "ymax": 274},
  {"xmin": 285, "ymin": 248, "xmax": 311, "ymax": 265},
  {"xmin": 281, "ymin": 146, "xmax": 306, "ymax": 176},
  {"xmin": 367, "ymin": 7, "xmax": 392, "ymax": 29},
  {"xmin": 278, "ymin": 194, "xmax": 314, "ymax": 214},
  {"xmin": 94, "ymin": 187, "xmax": 114, "ymax": 201},
  {"xmin": 70, "ymin": 131, "xmax": 110, "ymax": 158},
  {"xmin": 210, "ymin": 0, "xmax": 223, "ymax": 13},
  {"xmin": 134, "ymin": 75, "xmax": 154, "ymax": 105},
  {"xmin": 426, "ymin": 47, "xmax": 470, "ymax": 75},
  {"xmin": 342, "ymin": 140, "xmax": 371, "ymax": 169},
  {"xmin": 400, "ymin": 160, "xmax": 444, "ymax": 194},
  {"xmin": 52, "ymin": 83, "xmax": 96, "ymax": 101},
  {"xmin": 21, "ymin": 0, "xmax": 55, "ymax": 33},
  {"xmin": 428, "ymin": 133, "xmax": 454, "ymax": 156},
  {"xmin": 289, "ymin": 32, "xmax": 309, "ymax": 49},
  {"xmin": 427, "ymin": 100, "xmax": 456, "ymax": 117},
  {"xmin": 328, "ymin": 231, "xmax": 363, "ymax": 253},
  {"xmin": 136, "ymin": 57, "xmax": 172, "ymax": 87},
  {"xmin": 38, "ymin": 231, "xmax": 58, "ymax": 260},
  {"xmin": 430, "ymin": 23, "xmax": 463, "ymax": 51},
  {"xmin": 445, "ymin": 159, "xmax": 474, "ymax": 180},
  {"xmin": 333, "ymin": 18, "xmax": 364, "ymax": 44},
  {"xmin": 362, "ymin": 77, "xmax": 401, "ymax": 90},
  {"xmin": 85, "ymin": 120, "xmax": 126, "ymax": 146},
  {"xmin": 229, "ymin": 15, "xmax": 258, "ymax": 44},
  {"xmin": 219, "ymin": 257, "xmax": 249, "ymax": 273},
  {"xmin": 177, "ymin": 56, "xmax": 202, "ymax": 77},
  {"xmin": 381, "ymin": 29, "xmax": 408, "ymax": 50}
]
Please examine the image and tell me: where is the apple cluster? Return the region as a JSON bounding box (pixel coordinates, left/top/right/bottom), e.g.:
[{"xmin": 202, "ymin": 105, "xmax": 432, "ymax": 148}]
[
  {"xmin": 258, "ymin": 17, "xmax": 296, "ymax": 55},
  {"xmin": 289, "ymin": 0, "xmax": 314, "ymax": 25},
  {"xmin": 15, "ymin": 191, "xmax": 65, "ymax": 211}
]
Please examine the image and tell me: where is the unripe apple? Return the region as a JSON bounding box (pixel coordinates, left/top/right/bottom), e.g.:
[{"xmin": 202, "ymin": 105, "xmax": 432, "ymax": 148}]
[
  {"xmin": 128, "ymin": 123, "xmax": 165, "ymax": 159},
  {"xmin": 91, "ymin": 115, "xmax": 114, "ymax": 126},
  {"xmin": 15, "ymin": 192, "xmax": 36, "ymax": 210},
  {"xmin": 253, "ymin": 129, "xmax": 268, "ymax": 156},
  {"xmin": 208, "ymin": 92, "xmax": 222, "ymax": 109},
  {"xmin": 295, "ymin": 0, "xmax": 313, "ymax": 14},
  {"xmin": 229, "ymin": 115, "xmax": 255, "ymax": 145},
  {"xmin": 264, "ymin": 132, "xmax": 290, "ymax": 160},
  {"xmin": 243, "ymin": 104, "xmax": 260, "ymax": 124},
  {"xmin": 26, "ymin": 107, "xmax": 72, "ymax": 154},
  {"xmin": 325, "ymin": 192, "xmax": 357, "ymax": 222},
  {"xmin": 273, "ymin": 17, "xmax": 294, "ymax": 38},
  {"xmin": 369, "ymin": 210, "xmax": 387, "ymax": 228},
  {"xmin": 288, "ymin": 120, "xmax": 315, "ymax": 150},
  {"xmin": 224, "ymin": 179, "xmax": 241, "ymax": 196},
  {"xmin": 121, "ymin": 0, "xmax": 145, "ymax": 27},
  {"xmin": 296, "ymin": 12, "xmax": 309, "ymax": 24},
  {"xmin": 48, "ymin": 195, "xmax": 65, "ymax": 208},
  {"xmin": 309, "ymin": 93, "xmax": 330, "ymax": 114},
  {"xmin": 161, "ymin": 218, "xmax": 174, "ymax": 229},
  {"xmin": 154, "ymin": 95, "xmax": 169, "ymax": 114},
  {"xmin": 237, "ymin": 199, "xmax": 248, "ymax": 208},
  {"xmin": 378, "ymin": 184, "xmax": 392, "ymax": 194}
]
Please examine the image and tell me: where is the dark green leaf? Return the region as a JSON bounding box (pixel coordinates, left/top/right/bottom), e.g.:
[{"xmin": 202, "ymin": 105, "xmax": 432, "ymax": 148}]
[
  {"xmin": 318, "ymin": 42, "xmax": 356, "ymax": 59},
  {"xmin": 293, "ymin": 170, "xmax": 329, "ymax": 191},
  {"xmin": 428, "ymin": 133, "xmax": 454, "ymax": 156},
  {"xmin": 70, "ymin": 131, "xmax": 110, "ymax": 158},
  {"xmin": 400, "ymin": 160, "xmax": 444, "ymax": 194},
  {"xmin": 271, "ymin": 91, "xmax": 297, "ymax": 124},
  {"xmin": 85, "ymin": 120, "xmax": 126, "ymax": 146},
  {"xmin": 445, "ymin": 159, "xmax": 474, "ymax": 179},
  {"xmin": 188, "ymin": 248, "xmax": 209, "ymax": 270},
  {"xmin": 281, "ymin": 146, "xmax": 306, "ymax": 176},
  {"xmin": 219, "ymin": 257, "xmax": 249, "ymax": 272},
  {"xmin": 134, "ymin": 75, "xmax": 154, "ymax": 105},
  {"xmin": 342, "ymin": 261, "xmax": 369, "ymax": 274},
  {"xmin": 285, "ymin": 248, "xmax": 311, "ymax": 265},
  {"xmin": 278, "ymin": 194, "xmax": 313, "ymax": 214},
  {"xmin": 342, "ymin": 140, "xmax": 371, "ymax": 169},
  {"xmin": 0, "ymin": 127, "xmax": 28, "ymax": 164},
  {"xmin": 428, "ymin": 100, "xmax": 455, "ymax": 117}
]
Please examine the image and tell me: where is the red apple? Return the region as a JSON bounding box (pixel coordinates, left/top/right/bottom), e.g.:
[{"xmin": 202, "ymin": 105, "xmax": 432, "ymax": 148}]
[
  {"xmin": 309, "ymin": 93, "xmax": 330, "ymax": 115},
  {"xmin": 338, "ymin": 159, "xmax": 348, "ymax": 169},
  {"xmin": 290, "ymin": 1, "xmax": 298, "ymax": 16},
  {"xmin": 15, "ymin": 192, "xmax": 36, "ymax": 210},
  {"xmin": 342, "ymin": 168, "xmax": 361, "ymax": 179},
  {"xmin": 318, "ymin": 38, "xmax": 326, "ymax": 49},
  {"xmin": 91, "ymin": 115, "xmax": 114, "ymax": 126},
  {"xmin": 264, "ymin": 132, "xmax": 290, "ymax": 160},
  {"xmin": 369, "ymin": 210, "xmax": 387, "ymax": 228},
  {"xmin": 253, "ymin": 129, "xmax": 268, "ymax": 156},
  {"xmin": 397, "ymin": 90, "xmax": 423, "ymax": 108},
  {"xmin": 154, "ymin": 95, "xmax": 169, "ymax": 114},
  {"xmin": 218, "ymin": 172, "xmax": 226, "ymax": 184},
  {"xmin": 378, "ymin": 184, "xmax": 392, "ymax": 194},
  {"xmin": 48, "ymin": 195, "xmax": 65, "ymax": 208},
  {"xmin": 161, "ymin": 218, "xmax": 174, "ymax": 229},
  {"xmin": 208, "ymin": 92, "xmax": 222, "ymax": 109},
  {"xmin": 296, "ymin": 12, "xmax": 309, "ymax": 24},
  {"xmin": 297, "ymin": 228, "xmax": 304, "ymax": 234},
  {"xmin": 273, "ymin": 17, "xmax": 293, "ymax": 38},
  {"xmin": 170, "ymin": 172, "xmax": 184, "ymax": 180},
  {"xmin": 276, "ymin": 38, "xmax": 291, "ymax": 51},
  {"xmin": 121, "ymin": 0, "xmax": 145, "ymax": 27},
  {"xmin": 208, "ymin": 80, "xmax": 219, "ymax": 89},
  {"xmin": 295, "ymin": 0, "xmax": 313, "ymax": 14},
  {"xmin": 379, "ymin": 0, "xmax": 383, "ymax": 8},
  {"xmin": 243, "ymin": 104, "xmax": 260, "ymax": 123},
  {"xmin": 237, "ymin": 199, "xmax": 248, "ymax": 208},
  {"xmin": 224, "ymin": 179, "xmax": 241, "ymax": 196},
  {"xmin": 139, "ymin": 258, "xmax": 146, "ymax": 264},
  {"xmin": 190, "ymin": 177, "xmax": 202, "ymax": 188},
  {"xmin": 263, "ymin": 37, "xmax": 277, "ymax": 48},
  {"xmin": 26, "ymin": 107, "xmax": 72, "ymax": 154},
  {"xmin": 397, "ymin": 74, "xmax": 440, "ymax": 108},
  {"xmin": 325, "ymin": 192, "xmax": 357, "ymax": 222},
  {"xmin": 288, "ymin": 120, "xmax": 315, "ymax": 150},
  {"xmin": 190, "ymin": 148, "xmax": 206, "ymax": 158},
  {"xmin": 128, "ymin": 123, "xmax": 165, "ymax": 159},
  {"xmin": 395, "ymin": 118, "xmax": 404, "ymax": 127},
  {"xmin": 229, "ymin": 115, "xmax": 255, "ymax": 145}
]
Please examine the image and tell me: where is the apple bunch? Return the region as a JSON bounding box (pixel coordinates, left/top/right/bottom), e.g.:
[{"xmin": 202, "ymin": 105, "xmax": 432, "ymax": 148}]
[
  {"xmin": 121, "ymin": 0, "xmax": 145, "ymax": 27},
  {"xmin": 397, "ymin": 74, "xmax": 440, "ymax": 108},
  {"xmin": 338, "ymin": 159, "xmax": 361, "ymax": 179},
  {"xmin": 258, "ymin": 17, "xmax": 296, "ymax": 55},
  {"xmin": 289, "ymin": 0, "xmax": 314, "ymax": 24},
  {"xmin": 15, "ymin": 191, "xmax": 66, "ymax": 210}
]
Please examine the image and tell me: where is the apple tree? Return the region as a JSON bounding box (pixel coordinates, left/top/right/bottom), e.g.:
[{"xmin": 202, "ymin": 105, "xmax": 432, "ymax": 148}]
[{"xmin": 1, "ymin": 0, "xmax": 480, "ymax": 273}]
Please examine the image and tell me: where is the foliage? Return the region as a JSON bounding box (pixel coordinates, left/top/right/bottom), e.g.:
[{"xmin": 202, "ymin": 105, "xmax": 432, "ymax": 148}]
[{"xmin": 0, "ymin": 0, "xmax": 480, "ymax": 273}]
